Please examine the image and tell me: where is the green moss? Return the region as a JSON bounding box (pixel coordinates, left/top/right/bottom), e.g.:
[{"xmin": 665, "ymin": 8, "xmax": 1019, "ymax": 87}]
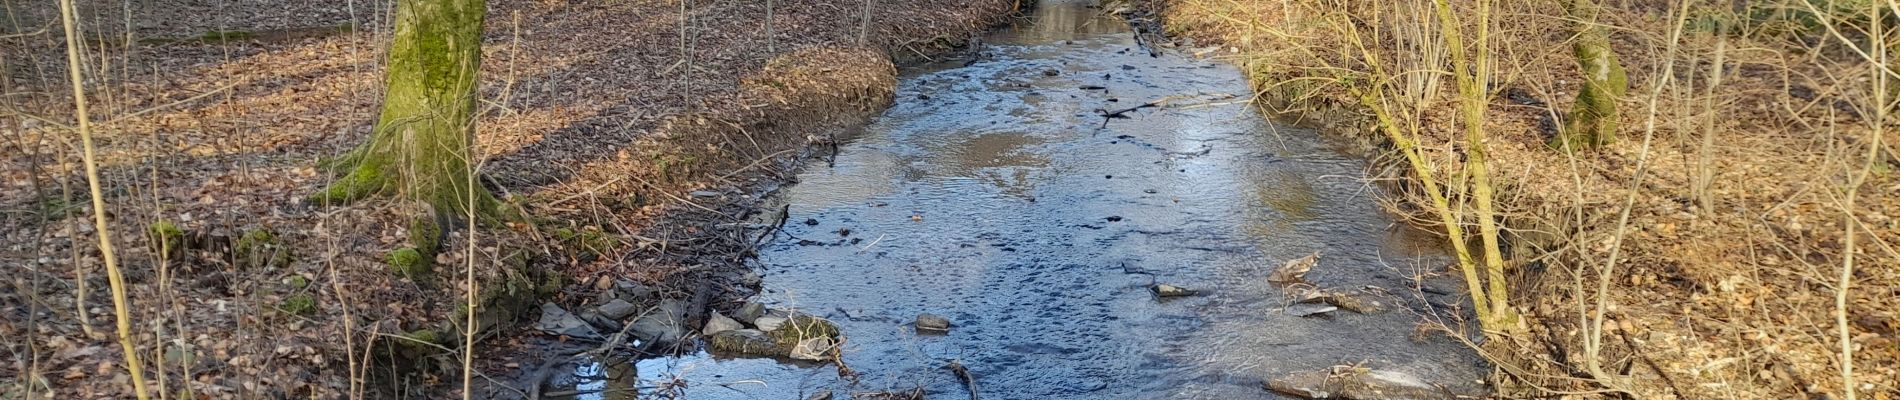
[
  {"xmin": 280, "ymin": 294, "xmax": 316, "ymax": 316},
  {"xmin": 285, "ymin": 275, "xmax": 310, "ymax": 290},
  {"xmin": 767, "ymin": 315, "xmax": 841, "ymax": 347},
  {"xmin": 148, "ymin": 220, "xmax": 185, "ymax": 258},
  {"xmin": 404, "ymin": 329, "xmax": 440, "ymax": 347},
  {"xmin": 234, "ymin": 228, "xmax": 291, "ymax": 270},
  {"xmin": 408, "ymin": 217, "xmax": 444, "ymax": 254},
  {"xmin": 387, "ymin": 247, "xmax": 431, "ymax": 279},
  {"xmin": 551, "ymin": 226, "xmax": 619, "ymax": 255}
]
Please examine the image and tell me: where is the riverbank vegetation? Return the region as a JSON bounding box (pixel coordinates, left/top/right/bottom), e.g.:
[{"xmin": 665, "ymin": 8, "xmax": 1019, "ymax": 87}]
[
  {"xmin": 1150, "ymin": 0, "xmax": 1896, "ymax": 397},
  {"xmin": 2, "ymin": 0, "xmax": 1017, "ymax": 397}
]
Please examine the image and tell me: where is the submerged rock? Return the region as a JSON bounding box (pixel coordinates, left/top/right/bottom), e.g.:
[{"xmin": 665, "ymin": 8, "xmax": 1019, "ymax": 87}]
[
  {"xmin": 1267, "ymin": 369, "xmax": 1453, "ymax": 400},
  {"xmin": 703, "ymin": 312, "xmax": 743, "ymax": 336},
  {"xmin": 1152, "ymin": 284, "xmax": 1198, "ymax": 297},
  {"xmin": 915, "ymin": 313, "xmax": 952, "ymax": 333}
]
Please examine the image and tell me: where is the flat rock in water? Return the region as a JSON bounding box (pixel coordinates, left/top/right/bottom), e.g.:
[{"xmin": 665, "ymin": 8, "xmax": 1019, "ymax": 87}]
[
  {"xmin": 1152, "ymin": 284, "xmax": 1198, "ymax": 297},
  {"xmin": 535, "ymin": 303, "xmax": 600, "ymax": 339},
  {"xmin": 703, "ymin": 312, "xmax": 743, "ymax": 336},
  {"xmin": 1267, "ymin": 369, "xmax": 1453, "ymax": 400},
  {"xmin": 915, "ymin": 313, "xmax": 952, "ymax": 333},
  {"xmin": 708, "ymin": 329, "xmax": 786, "ymax": 357},
  {"xmin": 596, "ymin": 298, "xmax": 638, "ymax": 320}
]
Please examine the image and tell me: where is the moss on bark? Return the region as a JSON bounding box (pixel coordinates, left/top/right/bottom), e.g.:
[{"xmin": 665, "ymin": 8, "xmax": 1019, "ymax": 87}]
[
  {"xmin": 1554, "ymin": 0, "xmax": 1628, "ymax": 151},
  {"xmin": 311, "ymin": 0, "xmax": 506, "ymax": 250}
]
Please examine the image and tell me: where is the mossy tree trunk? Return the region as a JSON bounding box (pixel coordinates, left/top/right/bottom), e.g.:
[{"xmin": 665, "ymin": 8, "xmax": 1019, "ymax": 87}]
[
  {"xmin": 1555, "ymin": 0, "xmax": 1628, "ymax": 150},
  {"xmin": 313, "ymin": 0, "xmax": 497, "ymax": 251}
]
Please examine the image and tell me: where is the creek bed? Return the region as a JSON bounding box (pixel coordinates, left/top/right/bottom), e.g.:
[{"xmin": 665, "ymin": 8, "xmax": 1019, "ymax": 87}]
[{"xmin": 584, "ymin": 1, "xmax": 1488, "ymax": 398}]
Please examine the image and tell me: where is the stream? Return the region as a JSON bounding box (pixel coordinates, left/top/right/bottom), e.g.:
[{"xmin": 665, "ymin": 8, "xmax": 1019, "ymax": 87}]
[{"xmin": 575, "ymin": 1, "xmax": 1489, "ymax": 398}]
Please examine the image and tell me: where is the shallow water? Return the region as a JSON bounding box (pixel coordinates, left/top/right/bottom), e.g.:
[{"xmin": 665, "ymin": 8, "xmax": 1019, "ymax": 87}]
[{"xmin": 621, "ymin": 1, "xmax": 1488, "ymax": 398}]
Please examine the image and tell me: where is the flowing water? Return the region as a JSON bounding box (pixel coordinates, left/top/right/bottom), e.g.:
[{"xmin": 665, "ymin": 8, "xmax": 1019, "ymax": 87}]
[{"xmin": 612, "ymin": 2, "xmax": 1488, "ymax": 398}]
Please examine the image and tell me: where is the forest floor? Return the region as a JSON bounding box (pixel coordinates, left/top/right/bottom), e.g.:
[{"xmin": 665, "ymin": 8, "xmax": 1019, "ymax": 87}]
[
  {"xmin": 1147, "ymin": 0, "xmax": 1898, "ymax": 398},
  {"xmin": 1, "ymin": 0, "xmax": 1019, "ymax": 398}
]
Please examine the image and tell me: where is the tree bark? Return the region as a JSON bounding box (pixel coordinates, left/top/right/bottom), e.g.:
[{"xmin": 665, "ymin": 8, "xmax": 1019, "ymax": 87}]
[
  {"xmin": 1555, "ymin": 0, "xmax": 1628, "ymax": 150},
  {"xmin": 313, "ymin": 0, "xmax": 496, "ymax": 250}
]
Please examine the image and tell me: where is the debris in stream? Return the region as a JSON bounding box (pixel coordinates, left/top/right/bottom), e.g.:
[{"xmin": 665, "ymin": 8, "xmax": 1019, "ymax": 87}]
[
  {"xmin": 947, "ymin": 360, "xmax": 981, "ymax": 400},
  {"xmin": 1269, "ymin": 252, "xmax": 1320, "ymax": 285},
  {"xmin": 788, "ymin": 337, "xmax": 838, "ymax": 360},
  {"xmin": 1285, "ymin": 303, "xmax": 1338, "ymax": 317},
  {"xmin": 916, "ymin": 313, "xmax": 953, "ymax": 333},
  {"xmin": 1152, "ymin": 284, "xmax": 1198, "ymax": 297},
  {"xmin": 1266, "ymin": 368, "xmax": 1457, "ymax": 400}
]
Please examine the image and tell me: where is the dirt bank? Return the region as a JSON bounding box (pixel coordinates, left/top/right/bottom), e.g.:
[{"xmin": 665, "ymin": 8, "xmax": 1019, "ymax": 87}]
[
  {"xmin": 1143, "ymin": 0, "xmax": 1897, "ymax": 398},
  {"xmin": 0, "ymin": 0, "xmax": 1020, "ymax": 398}
]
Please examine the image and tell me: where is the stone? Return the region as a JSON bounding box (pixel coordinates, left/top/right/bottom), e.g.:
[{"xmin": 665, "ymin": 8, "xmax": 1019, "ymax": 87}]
[
  {"xmin": 703, "ymin": 312, "xmax": 743, "ymax": 336},
  {"xmin": 1267, "ymin": 369, "xmax": 1454, "ymax": 400},
  {"xmin": 579, "ymin": 310, "xmax": 621, "ymax": 332},
  {"xmin": 596, "ymin": 299, "xmax": 638, "ymax": 320},
  {"xmin": 535, "ymin": 303, "xmax": 600, "ymax": 339},
  {"xmin": 807, "ymin": 391, "xmax": 834, "ymax": 400},
  {"xmin": 754, "ymin": 315, "xmax": 789, "ymax": 332},
  {"xmin": 915, "ymin": 313, "xmax": 952, "ymax": 333},
  {"xmin": 708, "ymin": 329, "xmax": 785, "ymax": 357},
  {"xmin": 734, "ymin": 302, "xmax": 767, "ymax": 324},
  {"xmin": 1152, "ymin": 284, "xmax": 1198, "ymax": 297},
  {"xmin": 615, "ymin": 280, "xmax": 655, "ymax": 300},
  {"xmin": 629, "ymin": 299, "xmax": 689, "ymax": 345},
  {"xmin": 787, "ymin": 337, "xmax": 836, "ymax": 361}
]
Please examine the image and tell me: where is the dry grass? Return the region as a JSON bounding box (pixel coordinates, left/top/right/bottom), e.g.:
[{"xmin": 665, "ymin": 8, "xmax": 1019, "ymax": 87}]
[
  {"xmin": 1, "ymin": 0, "xmax": 1017, "ymax": 398},
  {"xmin": 1151, "ymin": 0, "xmax": 1898, "ymax": 398}
]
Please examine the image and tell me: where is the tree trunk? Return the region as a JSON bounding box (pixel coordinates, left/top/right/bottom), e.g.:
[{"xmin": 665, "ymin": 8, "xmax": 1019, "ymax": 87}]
[
  {"xmin": 1555, "ymin": 0, "xmax": 1628, "ymax": 150},
  {"xmin": 313, "ymin": 0, "xmax": 495, "ymax": 250}
]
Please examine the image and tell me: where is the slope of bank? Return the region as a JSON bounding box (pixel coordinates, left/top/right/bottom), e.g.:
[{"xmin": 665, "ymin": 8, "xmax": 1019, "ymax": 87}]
[
  {"xmin": 1141, "ymin": 0, "xmax": 1897, "ymax": 398},
  {"xmin": 0, "ymin": 1, "xmax": 1019, "ymax": 398}
]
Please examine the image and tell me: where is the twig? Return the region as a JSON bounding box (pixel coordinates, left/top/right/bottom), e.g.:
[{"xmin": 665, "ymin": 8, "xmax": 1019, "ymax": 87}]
[{"xmin": 946, "ymin": 360, "xmax": 979, "ymax": 400}]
